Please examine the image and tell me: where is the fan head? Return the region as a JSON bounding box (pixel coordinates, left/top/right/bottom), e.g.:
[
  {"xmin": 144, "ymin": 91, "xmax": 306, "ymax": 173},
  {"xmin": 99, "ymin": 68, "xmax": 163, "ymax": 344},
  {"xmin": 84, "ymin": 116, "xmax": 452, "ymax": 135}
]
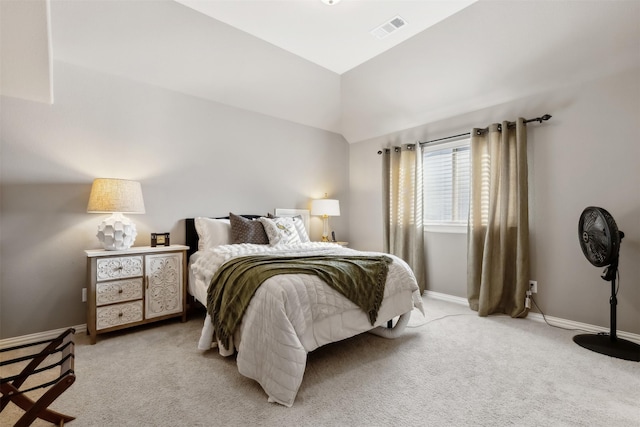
[{"xmin": 578, "ymin": 206, "xmax": 621, "ymax": 268}]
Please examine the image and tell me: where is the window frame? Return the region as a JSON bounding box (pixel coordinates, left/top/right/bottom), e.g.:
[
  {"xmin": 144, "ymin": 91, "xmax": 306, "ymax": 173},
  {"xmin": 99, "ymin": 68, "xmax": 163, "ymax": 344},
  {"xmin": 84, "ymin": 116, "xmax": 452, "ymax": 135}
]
[{"xmin": 422, "ymin": 137, "xmax": 471, "ymax": 234}]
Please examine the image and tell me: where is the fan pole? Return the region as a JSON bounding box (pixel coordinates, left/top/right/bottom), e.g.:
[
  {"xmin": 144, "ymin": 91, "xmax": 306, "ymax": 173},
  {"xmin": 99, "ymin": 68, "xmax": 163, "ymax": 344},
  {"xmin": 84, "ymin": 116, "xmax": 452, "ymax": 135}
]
[
  {"xmin": 601, "ymin": 259, "xmax": 620, "ymax": 341},
  {"xmin": 609, "ymin": 272, "xmax": 617, "ymax": 341}
]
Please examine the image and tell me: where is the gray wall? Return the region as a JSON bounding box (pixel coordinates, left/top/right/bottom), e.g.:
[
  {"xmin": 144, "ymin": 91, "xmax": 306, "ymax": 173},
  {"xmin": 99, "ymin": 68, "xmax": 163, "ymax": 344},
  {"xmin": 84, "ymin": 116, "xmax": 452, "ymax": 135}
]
[
  {"xmin": 349, "ymin": 67, "xmax": 640, "ymax": 335},
  {"xmin": 340, "ymin": 0, "xmax": 639, "ymax": 144},
  {"xmin": 49, "ymin": 0, "xmax": 342, "ymax": 134},
  {"xmin": 0, "ymin": 61, "xmax": 349, "ymax": 339}
]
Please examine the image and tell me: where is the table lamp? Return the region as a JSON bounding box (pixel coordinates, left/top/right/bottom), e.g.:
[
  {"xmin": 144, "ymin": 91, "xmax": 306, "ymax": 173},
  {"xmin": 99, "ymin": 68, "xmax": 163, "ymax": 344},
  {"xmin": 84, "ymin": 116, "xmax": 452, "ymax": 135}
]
[
  {"xmin": 311, "ymin": 195, "xmax": 340, "ymax": 242},
  {"xmin": 87, "ymin": 178, "xmax": 145, "ymax": 250}
]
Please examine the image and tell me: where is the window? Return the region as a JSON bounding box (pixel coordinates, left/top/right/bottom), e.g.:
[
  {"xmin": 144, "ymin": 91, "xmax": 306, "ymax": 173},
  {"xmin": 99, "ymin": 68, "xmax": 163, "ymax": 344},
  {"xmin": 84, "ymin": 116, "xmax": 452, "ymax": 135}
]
[{"xmin": 422, "ymin": 138, "xmax": 470, "ymax": 232}]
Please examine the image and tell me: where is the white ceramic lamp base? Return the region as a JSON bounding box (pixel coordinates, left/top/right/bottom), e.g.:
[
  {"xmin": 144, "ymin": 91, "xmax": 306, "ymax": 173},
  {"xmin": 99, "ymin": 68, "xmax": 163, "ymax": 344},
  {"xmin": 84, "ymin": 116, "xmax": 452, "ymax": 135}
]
[{"xmin": 97, "ymin": 213, "xmax": 137, "ymax": 250}]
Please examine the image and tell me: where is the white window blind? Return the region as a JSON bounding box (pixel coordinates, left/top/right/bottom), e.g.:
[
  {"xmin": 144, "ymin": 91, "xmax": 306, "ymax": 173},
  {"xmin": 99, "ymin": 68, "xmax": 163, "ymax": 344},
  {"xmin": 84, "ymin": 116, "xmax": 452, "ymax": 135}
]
[{"xmin": 423, "ymin": 139, "xmax": 470, "ymax": 230}]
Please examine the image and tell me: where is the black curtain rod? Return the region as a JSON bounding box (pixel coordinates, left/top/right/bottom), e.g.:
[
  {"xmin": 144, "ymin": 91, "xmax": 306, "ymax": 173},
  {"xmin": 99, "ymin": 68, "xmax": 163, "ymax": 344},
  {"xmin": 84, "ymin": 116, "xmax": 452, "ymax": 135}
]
[{"xmin": 377, "ymin": 114, "xmax": 552, "ymax": 154}]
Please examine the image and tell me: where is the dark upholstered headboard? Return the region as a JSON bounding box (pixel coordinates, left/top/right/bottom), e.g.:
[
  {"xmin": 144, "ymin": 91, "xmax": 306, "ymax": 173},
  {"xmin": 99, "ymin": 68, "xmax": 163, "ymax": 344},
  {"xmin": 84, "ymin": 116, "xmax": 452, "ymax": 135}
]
[
  {"xmin": 185, "ymin": 218, "xmax": 199, "ymax": 259},
  {"xmin": 185, "ymin": 215, "xmax": 262, "ymax": 259}
]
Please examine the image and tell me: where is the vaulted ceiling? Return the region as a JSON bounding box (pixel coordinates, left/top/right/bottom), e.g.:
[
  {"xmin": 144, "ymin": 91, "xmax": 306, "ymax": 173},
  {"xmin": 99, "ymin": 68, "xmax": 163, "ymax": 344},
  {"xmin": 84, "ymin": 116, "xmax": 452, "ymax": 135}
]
[
  {"xmin": 4, "ymin": 0, "xmax": 640, "ymax": 143},
  {"xmin": 174, "ymin": 0, "xmax": 478, "ymax": 74}
]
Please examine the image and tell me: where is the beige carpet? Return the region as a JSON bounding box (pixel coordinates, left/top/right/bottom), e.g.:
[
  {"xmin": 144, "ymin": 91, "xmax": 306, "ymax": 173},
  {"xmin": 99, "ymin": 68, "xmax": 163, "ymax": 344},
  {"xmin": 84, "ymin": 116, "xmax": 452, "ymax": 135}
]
[{"xmin": 2, "ymin": 297, "xmax": 639, "ymax": 426}]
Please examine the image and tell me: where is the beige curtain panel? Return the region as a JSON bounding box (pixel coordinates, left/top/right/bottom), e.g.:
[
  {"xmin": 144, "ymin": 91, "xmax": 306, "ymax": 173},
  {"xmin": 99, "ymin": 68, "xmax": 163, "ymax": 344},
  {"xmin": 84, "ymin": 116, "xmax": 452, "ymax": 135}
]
[
  {"xmin": 382, "ymin": 145, "xmax": 426, "ymax": 294},
  {"xmin": 467, "ymin": 118, "xmax": 530, "ymax": 317}
]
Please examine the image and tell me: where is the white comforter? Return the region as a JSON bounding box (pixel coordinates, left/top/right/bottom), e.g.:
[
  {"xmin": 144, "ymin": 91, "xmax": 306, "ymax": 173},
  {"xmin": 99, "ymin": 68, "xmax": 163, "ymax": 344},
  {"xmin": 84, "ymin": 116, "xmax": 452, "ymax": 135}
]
[{"xmin": 191, "ymin": 242, "xmax": 423, "ymax": 407}]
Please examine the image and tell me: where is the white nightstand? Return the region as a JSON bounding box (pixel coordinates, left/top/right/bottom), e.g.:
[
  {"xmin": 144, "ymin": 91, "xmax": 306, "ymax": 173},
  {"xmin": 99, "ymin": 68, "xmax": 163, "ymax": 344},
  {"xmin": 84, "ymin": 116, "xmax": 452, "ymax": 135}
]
[
  {"xmin": 85, "ymin": 245, "xmax": 189, "ymax": 344},
  {"xmin": 317, "ymin": 241, "xmax": 349, "ymax": 247}
]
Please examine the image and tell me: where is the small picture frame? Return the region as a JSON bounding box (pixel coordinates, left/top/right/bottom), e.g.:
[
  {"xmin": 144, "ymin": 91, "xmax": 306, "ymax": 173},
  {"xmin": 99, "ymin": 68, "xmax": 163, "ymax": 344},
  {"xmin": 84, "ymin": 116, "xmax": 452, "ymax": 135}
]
[{"xmin": 151, "ymin": 232, "xmax": 170, "ymax": 247}]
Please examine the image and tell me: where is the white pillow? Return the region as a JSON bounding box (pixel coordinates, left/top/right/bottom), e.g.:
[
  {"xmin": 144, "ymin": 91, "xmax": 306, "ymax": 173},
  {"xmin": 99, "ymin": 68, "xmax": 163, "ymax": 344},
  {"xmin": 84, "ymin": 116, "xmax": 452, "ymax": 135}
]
[
  {"xmin": 291, "ymin": 215, "xmax": 310, "ymax": 243},
  {"xmin": 268, "ymin": 214, "xmax": 310, "ymax": 243},
  {"xmin": 194, "ymin": 217, "xmax": 231, "ymax": 250},
  {"xmin": 258, "ymin": 217, "xmax": 301, "ymax": 245}
]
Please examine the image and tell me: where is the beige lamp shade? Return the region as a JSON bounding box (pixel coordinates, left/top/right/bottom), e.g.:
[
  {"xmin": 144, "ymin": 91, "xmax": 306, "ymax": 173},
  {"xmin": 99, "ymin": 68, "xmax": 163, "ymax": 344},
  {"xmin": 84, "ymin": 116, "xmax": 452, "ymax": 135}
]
[
  {"xmin": 87, "ymin": 178, "xmax": 145, "ymax": 250},
  {"xmin": 87, "ymin": 178, "xmax": 146, "ymax": 214}
]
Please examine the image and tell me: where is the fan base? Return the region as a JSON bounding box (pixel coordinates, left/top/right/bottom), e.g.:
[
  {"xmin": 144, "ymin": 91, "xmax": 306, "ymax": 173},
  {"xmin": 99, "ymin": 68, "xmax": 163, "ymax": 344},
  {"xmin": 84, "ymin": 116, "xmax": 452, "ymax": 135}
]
[{"xmin": 573, "ymin": 334, "xmax": 640, "ymax": 362}]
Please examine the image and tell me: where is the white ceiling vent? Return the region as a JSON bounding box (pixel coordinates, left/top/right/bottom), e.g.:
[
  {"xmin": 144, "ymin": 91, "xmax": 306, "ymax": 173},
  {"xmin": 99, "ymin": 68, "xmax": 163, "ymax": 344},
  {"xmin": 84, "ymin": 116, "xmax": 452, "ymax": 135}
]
[{"xmin": 370, "ymin": 15, "xmax": 408, "ymax": 40}]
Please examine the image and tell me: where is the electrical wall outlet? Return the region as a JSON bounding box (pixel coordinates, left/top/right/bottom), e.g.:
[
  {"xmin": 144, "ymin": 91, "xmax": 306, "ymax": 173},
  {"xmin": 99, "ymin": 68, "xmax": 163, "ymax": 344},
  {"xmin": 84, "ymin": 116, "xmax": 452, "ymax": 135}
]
[
  {"xmin": 82, "ymin": 288, "xmax": 87, "ymax": 302},
  {"xmin": 529, "ymin": 280, "xmax": 538, "ymax": 293}
]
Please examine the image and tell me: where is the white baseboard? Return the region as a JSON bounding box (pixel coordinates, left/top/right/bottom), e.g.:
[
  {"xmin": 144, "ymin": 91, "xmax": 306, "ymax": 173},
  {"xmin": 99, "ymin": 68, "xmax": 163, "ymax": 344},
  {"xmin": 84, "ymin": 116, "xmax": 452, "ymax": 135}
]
[
  {"xmin": 2, "ymin": 292, "xmax": 639, "ymax": 348},
  {"xmin": 424, "ymin": 290, "xmax": 640, "ymax": 345},
  {"xmin": 0, "ymin": 324, "xmax": 87, "ymax": 350},
  {"xmin": 424, "ymin": 290, "xmax": 468, "ymax": 306}
]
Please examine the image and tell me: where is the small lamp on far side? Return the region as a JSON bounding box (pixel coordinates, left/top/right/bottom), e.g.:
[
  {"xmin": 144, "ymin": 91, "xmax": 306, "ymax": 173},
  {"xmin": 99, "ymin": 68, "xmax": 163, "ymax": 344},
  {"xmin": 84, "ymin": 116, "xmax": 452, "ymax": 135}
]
[
  {"xmin": 311, "ymin": 194, "xmax": 340, "ymax": 242},
  {"xmin": 87, "ymin": 178, "xmax": 145, "ymax": 250}
]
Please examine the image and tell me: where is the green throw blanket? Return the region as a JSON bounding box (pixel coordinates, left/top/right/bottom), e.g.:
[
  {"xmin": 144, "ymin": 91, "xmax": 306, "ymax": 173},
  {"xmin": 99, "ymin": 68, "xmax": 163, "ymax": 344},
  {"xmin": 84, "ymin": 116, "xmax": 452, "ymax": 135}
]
[{"xmin": 207, "ymin": 255, "xmax": 392, "ymax": 349}]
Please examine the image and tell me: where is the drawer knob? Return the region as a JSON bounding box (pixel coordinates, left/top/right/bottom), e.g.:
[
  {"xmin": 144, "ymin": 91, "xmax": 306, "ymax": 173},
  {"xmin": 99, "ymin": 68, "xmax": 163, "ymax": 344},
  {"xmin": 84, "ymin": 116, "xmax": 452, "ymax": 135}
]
[
  {"xmin": 118, "ymin": 312, "xmax": 123, "ymax": 317},
  {"xmin": 118, "ymin": 289, "xmax": 123, "ymax": 294}
]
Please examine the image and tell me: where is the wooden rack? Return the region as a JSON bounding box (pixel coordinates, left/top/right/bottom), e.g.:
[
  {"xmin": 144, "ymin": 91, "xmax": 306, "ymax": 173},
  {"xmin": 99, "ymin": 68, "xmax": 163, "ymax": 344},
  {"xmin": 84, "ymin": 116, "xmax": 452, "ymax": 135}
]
[{"xmin": 1, "ymin": 328, "xmax": 76, "ymax": 426}]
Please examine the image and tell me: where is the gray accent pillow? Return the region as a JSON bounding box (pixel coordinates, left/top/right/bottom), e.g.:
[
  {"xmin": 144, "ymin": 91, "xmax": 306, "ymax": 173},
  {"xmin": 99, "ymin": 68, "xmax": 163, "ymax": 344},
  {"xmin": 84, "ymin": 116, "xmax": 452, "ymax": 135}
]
[{"xmin": 229, "ymin": 212, "xmax": 269, "ymax": 244}]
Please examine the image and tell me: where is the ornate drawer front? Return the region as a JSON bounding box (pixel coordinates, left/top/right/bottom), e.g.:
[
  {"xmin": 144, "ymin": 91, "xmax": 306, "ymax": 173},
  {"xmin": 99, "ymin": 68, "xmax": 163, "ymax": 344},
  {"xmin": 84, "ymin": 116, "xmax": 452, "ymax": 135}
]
[
  {"xmin": 96, "ymin": 256, "xmax": 143, "ymax": 281},
  {"xmin": 145, "ymin": 253, "xmax": 183, "ymax": 319},
  {"xmin": 96, "ymin": 278, "xmax": 143, "ymax": 306},
  {"xmin": 96, "ymin": 301, "xmax": 143, "ymax": 330},
  {"xmin": 146, "ymin": 280, "xmax": 182, "ymax": 319}
]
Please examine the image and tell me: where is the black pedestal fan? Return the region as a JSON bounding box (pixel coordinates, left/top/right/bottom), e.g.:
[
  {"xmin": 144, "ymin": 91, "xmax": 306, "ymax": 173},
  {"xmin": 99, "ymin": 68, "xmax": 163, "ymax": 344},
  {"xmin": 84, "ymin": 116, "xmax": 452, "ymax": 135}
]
[{"xmin": 574, "ymin": 206, "xmax": 640, "ymax": 362}]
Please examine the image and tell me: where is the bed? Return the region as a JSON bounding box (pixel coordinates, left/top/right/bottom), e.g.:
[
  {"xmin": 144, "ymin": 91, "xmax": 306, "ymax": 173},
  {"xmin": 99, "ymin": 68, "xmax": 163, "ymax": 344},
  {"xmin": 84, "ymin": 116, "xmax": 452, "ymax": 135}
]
[{"xmin": 186, "ymin": 212, "xmax": 423, "ymax": 407}]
